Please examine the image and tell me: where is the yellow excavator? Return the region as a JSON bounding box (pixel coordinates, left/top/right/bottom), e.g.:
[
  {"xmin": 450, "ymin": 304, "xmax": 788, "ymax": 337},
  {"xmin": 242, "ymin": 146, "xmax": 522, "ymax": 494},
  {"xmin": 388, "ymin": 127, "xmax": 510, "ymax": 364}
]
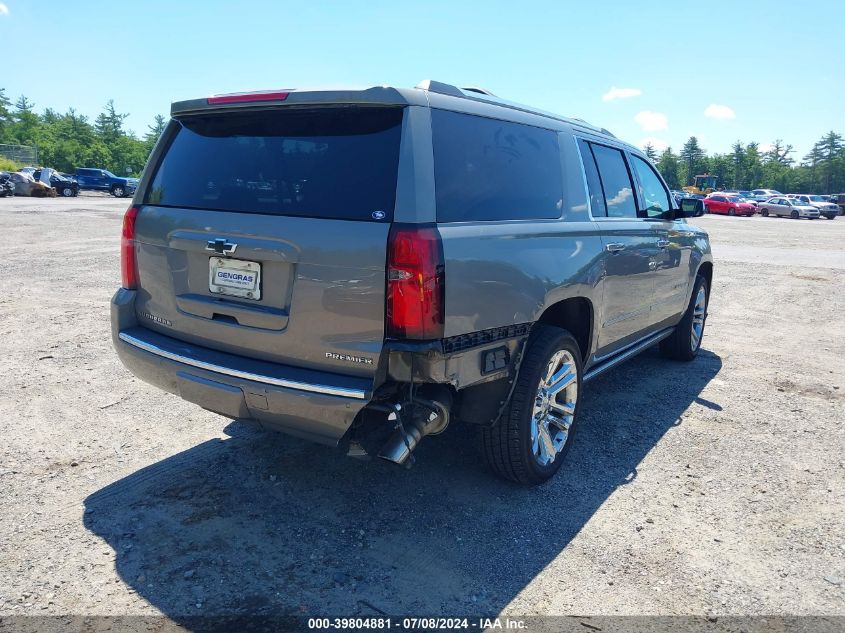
[{"xmin": 683, "ymin": 173, "xmax": 718, "ymax": 196}]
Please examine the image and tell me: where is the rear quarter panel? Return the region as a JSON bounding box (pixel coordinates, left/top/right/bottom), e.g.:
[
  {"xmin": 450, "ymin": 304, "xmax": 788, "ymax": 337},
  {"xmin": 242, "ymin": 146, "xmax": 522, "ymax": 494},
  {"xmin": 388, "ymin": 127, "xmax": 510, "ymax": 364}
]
[{"xmin": 439, "ymin": 221, "xmax": 604, "ymax": 337}]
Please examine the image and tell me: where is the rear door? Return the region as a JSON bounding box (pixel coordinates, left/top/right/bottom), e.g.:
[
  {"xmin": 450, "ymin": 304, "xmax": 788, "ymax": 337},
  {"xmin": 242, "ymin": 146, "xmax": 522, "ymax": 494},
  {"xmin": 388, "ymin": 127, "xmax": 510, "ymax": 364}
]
[
  {"xmin": 578, "ymin": 139, "xmax": 659, "ymax": 355},
  {"xmin": 132, "ymin": 106, "xmax": 405, "ymax": 378},
  {"xmin": 709, "ymin": 195, "xmax": 726, "ymax": 214},
  {"xmin": 770, "ymin": 197, "xmax": 788, "ymax": 216},
  {"xmin": 76, "ymin": 169, "xmax": 91, "ymax": 188}
]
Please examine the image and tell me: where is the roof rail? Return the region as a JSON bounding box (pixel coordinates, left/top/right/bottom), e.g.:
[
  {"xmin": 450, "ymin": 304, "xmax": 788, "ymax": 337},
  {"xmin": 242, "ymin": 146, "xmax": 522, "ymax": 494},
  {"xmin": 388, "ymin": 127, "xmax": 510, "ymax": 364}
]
[
  {"xmin": 414, "ymin": 79, "xmax": 612, "ymax": 138},
  {"xmin": 461, "ymin": 86, "xmax": 496, "ymax": 96},
  {"xmin": 414, "ymin": 79, "xmax": 463, "ymax": 97}
]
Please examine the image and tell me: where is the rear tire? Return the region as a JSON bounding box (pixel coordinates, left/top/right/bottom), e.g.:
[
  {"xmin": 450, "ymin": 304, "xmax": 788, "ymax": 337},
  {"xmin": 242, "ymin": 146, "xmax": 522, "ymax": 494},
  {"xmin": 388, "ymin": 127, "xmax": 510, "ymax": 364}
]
[
  {"xmin": 728, "ymin": 208, "xmax": 735, "ymax": 216},
  {"xmin": 660, "ymin": 275, "xmax": 708, "ymax": 361},
  {"xmin": 761, "ymin": 209, "xmax": 769, "ymax": 217},
  {"xmin": 479, "ymin": 324, "xmax": 582, "ymax": 485}
]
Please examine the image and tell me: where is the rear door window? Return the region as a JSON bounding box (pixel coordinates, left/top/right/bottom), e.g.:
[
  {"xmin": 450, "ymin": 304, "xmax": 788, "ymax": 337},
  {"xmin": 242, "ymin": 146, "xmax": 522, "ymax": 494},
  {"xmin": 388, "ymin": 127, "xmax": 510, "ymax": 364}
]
[
  {"xmin": 589, "ymin": 143, "xmax": 638, "ymax": 219},
  {"xmin": 144, "ymin": 106, "xmax": 404, "ymax": 221},
  {"xmin": 432, "ymin": 110, "xmax": 563, "ymax": 222}
]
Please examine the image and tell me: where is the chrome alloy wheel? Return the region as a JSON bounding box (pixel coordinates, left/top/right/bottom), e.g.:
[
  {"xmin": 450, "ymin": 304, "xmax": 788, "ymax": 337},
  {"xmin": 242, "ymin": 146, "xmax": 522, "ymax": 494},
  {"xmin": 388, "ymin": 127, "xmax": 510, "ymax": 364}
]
[
  {"xmin": 531, "ymin": 350, "xmax": 578, "ymax": 466},
  {"xmin": 691, "ymin": 286, "xmax": 707, "ymax": 351}
]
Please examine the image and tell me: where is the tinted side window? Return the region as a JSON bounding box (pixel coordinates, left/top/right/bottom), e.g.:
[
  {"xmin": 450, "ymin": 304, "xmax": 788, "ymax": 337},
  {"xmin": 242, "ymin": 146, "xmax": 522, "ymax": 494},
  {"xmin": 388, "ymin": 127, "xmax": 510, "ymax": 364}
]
[
  {"xmin": 631, "ymin": 155, "xmax": 671, "ymax": 218},
  {"xmin": 432, "ymin": 110, "xmax": 563, "ymax": 222},
  {"xmin": 577, "ymin": 139, "xmax": 607, "ymax": 217},
  {"xmin": 590, "ymin": 144, "xmax": 637, "ymax": 218}
]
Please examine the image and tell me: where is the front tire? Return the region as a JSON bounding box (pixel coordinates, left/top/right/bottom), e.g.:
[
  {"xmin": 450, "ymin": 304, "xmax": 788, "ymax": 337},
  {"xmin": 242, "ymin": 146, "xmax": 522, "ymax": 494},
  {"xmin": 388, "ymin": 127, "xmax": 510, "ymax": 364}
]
[
  {"xmin": 479, "ymin": 325, "xmax": 582, "ymax": 485},
  {"xmin": 111, "ymin": 186, "xmax": 125, "ymax": 197},
  {"xmin": 660, "ymin": 274, "xmax": 708, "ymax": 361},
  {"xmin": 61, "ymin": 186, "xmax": 74, "ymax": 197},
  {"xmin": 790, "ymin": 210, "xmax": 799, "ymax": 219}
]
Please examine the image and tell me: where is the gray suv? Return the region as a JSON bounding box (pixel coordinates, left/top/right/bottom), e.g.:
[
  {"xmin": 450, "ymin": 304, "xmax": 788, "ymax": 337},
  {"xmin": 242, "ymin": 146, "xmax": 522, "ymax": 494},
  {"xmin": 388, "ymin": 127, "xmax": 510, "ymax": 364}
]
[{"xmin": 112, "ymin": 80, "xmax": 713, "ymax": 485}]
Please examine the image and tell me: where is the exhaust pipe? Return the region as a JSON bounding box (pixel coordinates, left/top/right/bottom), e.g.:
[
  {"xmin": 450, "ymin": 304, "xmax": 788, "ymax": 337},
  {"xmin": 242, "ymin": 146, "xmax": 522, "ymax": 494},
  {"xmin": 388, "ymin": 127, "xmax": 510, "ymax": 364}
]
[{"xmin": 378, "ymin": 388, "xmax": 452, "ymax": 466}]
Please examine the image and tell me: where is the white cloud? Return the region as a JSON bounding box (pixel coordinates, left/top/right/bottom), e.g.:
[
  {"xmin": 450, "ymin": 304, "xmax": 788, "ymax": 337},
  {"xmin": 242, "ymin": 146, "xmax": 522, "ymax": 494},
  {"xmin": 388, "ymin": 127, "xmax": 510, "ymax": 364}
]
[
  {"xmin": 704, "ymin": 104, "xmax": 736, "ymax": 120},
  {"xmin": 640, "ymin": 137, "xmax": 669, "ymax": 152},
  {"xmin": 602, "ymin": 87, "xmax": 642, "ymax": 102},
  {"xmin": 634, "ymin": 111, "xmax": 668, "ymax": 132},
  {"xmin": 0, "ymin": 3, "xmax": 8, "ymax": 15},
  {"xmin": 759, "ymin": 143, "xmax": 774, "ymax": 153}
]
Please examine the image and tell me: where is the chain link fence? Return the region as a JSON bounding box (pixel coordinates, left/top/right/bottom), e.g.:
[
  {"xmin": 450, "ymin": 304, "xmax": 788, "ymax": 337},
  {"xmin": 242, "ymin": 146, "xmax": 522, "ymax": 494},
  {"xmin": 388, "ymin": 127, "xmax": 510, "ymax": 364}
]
[{"xmin": 0, "ymin": 143, "xmax": 37, "ymax": 166}]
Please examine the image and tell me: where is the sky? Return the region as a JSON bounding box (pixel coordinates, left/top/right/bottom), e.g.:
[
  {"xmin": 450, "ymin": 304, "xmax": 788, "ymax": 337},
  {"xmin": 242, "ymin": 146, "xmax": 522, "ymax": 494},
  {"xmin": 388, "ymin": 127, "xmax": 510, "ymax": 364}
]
[{"xmin": 1, "ymin": 0, "xmax": 843, "ymax": 158}]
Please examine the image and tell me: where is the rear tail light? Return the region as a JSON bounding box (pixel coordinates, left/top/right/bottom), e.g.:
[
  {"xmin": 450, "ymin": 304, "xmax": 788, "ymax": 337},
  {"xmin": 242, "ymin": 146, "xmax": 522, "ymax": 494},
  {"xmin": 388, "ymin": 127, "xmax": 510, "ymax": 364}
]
[
  {"xmin": 386, "ymin": 225, "xmax": 444, "ymax": 339},
  {"xmin": 121, "ymin": 206, "xmax": 140, "ymax": 289}
]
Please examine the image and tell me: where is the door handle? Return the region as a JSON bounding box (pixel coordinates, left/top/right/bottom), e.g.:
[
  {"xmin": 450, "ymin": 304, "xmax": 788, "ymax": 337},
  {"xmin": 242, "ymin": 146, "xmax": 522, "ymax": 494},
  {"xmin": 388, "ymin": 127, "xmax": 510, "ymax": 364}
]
[
  {"xmin": 605, "ymin": 243, "xmax": 625, "ymax": 253},
  {"xmin": 657, "ymin": 239, "xmax": 670, "ymax": 249}
]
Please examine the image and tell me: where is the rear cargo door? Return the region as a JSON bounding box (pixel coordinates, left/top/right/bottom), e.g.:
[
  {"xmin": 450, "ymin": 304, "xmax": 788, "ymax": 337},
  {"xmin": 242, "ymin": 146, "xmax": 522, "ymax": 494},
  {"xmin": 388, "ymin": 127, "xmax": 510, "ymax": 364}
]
[{"xmin": 132, "ymin": 106, "xmax": 405, "ymax": 378}]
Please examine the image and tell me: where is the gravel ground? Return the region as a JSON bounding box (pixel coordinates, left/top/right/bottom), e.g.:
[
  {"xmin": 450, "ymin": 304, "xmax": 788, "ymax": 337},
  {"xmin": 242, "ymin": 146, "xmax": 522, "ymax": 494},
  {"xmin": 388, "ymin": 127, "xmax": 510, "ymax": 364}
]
[{"xmin": 0, "ymin": 197, "xmax": 843, "ymax": 621}]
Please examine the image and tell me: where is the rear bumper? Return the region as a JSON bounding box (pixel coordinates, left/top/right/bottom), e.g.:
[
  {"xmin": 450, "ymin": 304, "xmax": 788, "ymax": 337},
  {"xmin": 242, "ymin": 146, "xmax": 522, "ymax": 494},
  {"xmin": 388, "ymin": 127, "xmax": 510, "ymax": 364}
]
[{"xmin": 111, "ymin": 289, "xmax": 372, "ymax": 446}]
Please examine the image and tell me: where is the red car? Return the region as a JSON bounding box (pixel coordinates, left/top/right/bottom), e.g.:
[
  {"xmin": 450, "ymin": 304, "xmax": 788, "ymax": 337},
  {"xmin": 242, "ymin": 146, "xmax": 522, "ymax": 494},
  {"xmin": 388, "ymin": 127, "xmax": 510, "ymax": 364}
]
[{"xmin": 704, "ymin": 194, "xmax": 756, "ymax": 216}]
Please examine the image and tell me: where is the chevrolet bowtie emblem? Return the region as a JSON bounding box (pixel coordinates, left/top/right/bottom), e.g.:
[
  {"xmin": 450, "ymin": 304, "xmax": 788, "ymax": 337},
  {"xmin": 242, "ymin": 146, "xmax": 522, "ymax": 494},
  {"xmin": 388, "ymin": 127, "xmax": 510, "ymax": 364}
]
[{"xmin": 205, "ymin": 238, "xmax": 237, "ymax": 256}]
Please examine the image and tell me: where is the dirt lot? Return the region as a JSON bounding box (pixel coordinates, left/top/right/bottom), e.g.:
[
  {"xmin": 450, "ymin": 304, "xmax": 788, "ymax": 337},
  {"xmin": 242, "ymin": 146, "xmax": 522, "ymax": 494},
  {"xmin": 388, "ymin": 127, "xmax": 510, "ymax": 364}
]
[{"xmin": 0, "ymin": 196, "xmax": 843, "ymax": 621}]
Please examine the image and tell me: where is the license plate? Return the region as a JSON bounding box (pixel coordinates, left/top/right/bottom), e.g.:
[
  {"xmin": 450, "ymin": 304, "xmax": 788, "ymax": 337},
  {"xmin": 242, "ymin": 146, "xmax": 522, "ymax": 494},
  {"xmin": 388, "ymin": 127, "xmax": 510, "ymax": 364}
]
[{"xmin": 208, "ymin": 257, "xmax": 261, "ymax": 300}]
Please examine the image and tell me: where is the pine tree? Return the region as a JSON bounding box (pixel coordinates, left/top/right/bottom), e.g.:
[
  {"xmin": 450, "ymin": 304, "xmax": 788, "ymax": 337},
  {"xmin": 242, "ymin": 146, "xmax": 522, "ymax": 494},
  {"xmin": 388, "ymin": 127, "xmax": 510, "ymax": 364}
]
[
  {"xmin": 94, "ymin": 100, "xmax": 128, "ymax": 146},
  {"xmin": 765, "ymin": 139, "xmax": 794, "ymax": 165},
  {"xmin": 144, "ymin": 114, "xmax": 167, "ymax": 152},
  {"xmin": 679, "ymin": 137, "xmax": 705, "ymax": 185},
  {"xmin": 802, "ymin": 142, "xmax": 824, "ymax": 192},
  {"xmin": 656, "ymin": 147, "xmax": 681, "ymax": 189},
  {"xmin": 730, "ymin": 141, "xmax": 745, "ymax": 189},
  {"xmin": 643, "ymin": 143, "xmax": 658, "ymax": 162},
  {"xmin": 817, "ymin": 131, "xmax": 844, "ymax": 193},
  {"xmin": 0, "ymin": 88, "xmax": 12, "ymax": 140}
]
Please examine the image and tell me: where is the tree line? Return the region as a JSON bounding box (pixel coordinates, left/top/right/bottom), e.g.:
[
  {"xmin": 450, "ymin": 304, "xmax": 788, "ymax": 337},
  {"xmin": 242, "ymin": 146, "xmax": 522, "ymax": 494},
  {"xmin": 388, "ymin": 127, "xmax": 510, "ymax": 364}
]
[
  {"xmin": 0, "ymin": 88, "xmax": 165, "ymax": 176},
  {"xmin": 645, "ymin": 133, "xmax": 845, "ymax": 194},
  {"xmin": 2, "ymin": 86, "xmax": 844, "ymax": 193}
]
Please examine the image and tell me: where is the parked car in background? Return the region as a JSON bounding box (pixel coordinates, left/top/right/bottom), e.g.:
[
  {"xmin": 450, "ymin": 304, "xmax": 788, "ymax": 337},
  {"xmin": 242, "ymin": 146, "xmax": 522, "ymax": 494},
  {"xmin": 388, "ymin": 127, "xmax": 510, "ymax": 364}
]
[
  {"xmin": 9, "ymin": 172, "xmax": 55, "ymax": 197},
  {"xmin": 33, "ymin": 168, "xmax": 80, "ymax": 197},
  {"xmin": 758, "ymin": 197, "xmax": 820, "ymax": 219},
  {"xmin": 788, "ymin": 194, "xmax": 839, "ymax": 219},
  {"xmin": 0, "ymin": 171, "xmax": 15, "ymax": 197},
  {"xmin": 750, "ymin": 189, "xmax": 782, "ymax": 202},
  {"xmin": 831, "ymin": 194, "xmax": 845, "ymax": 214},
  {"xmin": 703, "ymin": 194, "xmax": 756, "ymax": 216},
  {"xmin": 74, "ymin": 168, "xmax": 138, "ymax": 197},
  {"xmin": 18, "ymin": 166, "xmax": 36, "ymax": 176}
]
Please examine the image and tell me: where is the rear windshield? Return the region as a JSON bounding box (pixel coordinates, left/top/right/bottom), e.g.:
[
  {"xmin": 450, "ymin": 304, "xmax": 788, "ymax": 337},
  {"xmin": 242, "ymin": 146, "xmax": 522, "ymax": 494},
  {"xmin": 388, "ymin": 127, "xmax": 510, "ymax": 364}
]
[{"xmin": 145, "ymin": 106, "xmax": 404, "ymax": 221}]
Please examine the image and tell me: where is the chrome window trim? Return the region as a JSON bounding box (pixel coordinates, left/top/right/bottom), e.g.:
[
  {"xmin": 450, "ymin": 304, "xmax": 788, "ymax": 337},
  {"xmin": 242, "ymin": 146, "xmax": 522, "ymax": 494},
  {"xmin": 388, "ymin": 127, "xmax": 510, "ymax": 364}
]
[
  {"xmin": 118, "ymin": 332, "xmax": 368, "ymax": 400},
  {"xmin": 571, "ymin": 133, "xmax": 596, "ymax": 220}
]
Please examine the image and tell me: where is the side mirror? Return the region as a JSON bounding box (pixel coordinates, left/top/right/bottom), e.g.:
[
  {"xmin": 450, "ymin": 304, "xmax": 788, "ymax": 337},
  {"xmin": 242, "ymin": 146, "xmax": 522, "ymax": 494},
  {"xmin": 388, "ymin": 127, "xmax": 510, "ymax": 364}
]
[{"xmin": 677, "ymin": 198, "xmax": 704, "ymax": 218}]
